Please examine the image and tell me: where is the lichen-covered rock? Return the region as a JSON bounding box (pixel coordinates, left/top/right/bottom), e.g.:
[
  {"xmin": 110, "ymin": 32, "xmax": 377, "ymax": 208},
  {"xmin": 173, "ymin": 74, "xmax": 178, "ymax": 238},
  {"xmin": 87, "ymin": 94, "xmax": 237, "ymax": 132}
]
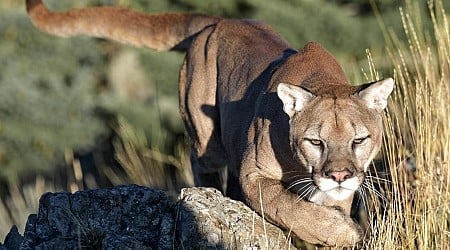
[
  {"xmin": 1, "ymin": 185, "xmax": 294, "ymax": 249},
  {"xmin": 177, "ymin": 187, "xmax": 293, "ymax": 249}
]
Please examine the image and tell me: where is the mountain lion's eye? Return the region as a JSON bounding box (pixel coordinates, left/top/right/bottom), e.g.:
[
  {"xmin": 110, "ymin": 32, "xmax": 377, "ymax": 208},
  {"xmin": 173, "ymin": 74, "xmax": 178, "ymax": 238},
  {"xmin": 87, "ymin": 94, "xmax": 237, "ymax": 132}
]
[
  {"xmin": 353, "ymin": 136, "xmax": 369, "ymax": 145},
  {"xmin": 310, "ymin": 139, "xmax": 322, "ymax": 146}
]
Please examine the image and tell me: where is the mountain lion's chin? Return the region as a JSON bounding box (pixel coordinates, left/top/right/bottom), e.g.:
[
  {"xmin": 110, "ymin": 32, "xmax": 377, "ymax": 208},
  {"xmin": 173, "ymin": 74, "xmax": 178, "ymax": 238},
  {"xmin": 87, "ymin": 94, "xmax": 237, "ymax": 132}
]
[
  {"xmin": 325, "ymin": 188, "xmax": 355, "ymax": 201},
  {"xmin": 309, "ymin": 187, "xmax": 355, "ymax": 204}
]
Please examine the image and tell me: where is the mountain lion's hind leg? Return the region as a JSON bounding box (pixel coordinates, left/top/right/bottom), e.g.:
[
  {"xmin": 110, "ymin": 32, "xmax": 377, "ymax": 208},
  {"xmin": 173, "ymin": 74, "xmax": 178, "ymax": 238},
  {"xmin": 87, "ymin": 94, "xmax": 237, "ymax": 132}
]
[
  {"xmin": 178, "ymin": 43, "xmax": 227, "ymax": 193},
  {"xmin": 190, "ymin": 148, "xmax": 226, "ymax": 193}
]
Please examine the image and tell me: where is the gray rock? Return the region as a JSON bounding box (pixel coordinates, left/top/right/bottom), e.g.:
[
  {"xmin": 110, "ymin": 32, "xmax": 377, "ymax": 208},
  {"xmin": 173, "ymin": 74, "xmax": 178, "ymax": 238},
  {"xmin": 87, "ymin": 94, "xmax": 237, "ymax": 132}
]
[
  {"xmin": 177, "ymin": 187, "xmax": 292, "ymax": 249},
  {"xmin": 1, "ymin": 226, "xmax": 23, "ymax": 250},
  {"xmin": 1, "ymin": 185, "xmax": 293, "ymax": 249}
]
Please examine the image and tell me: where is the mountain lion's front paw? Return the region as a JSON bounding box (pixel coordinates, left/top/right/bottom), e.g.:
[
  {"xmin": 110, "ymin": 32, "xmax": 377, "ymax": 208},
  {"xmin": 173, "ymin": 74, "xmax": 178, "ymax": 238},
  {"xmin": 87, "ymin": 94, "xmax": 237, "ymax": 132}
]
[
  {"xmin": 290, "ymin": 205, "xmax": 363, "ymax": 247},
  {"xmin": 322, "ymin": 212, "xmax": 363, "ymax": 247}
]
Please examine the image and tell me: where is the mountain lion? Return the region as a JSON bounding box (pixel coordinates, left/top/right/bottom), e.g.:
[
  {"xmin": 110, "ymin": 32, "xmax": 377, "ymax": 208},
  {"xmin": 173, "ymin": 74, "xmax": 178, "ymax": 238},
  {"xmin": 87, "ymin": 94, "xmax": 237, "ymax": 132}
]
[{"xmin": 26, "ymin": 0, "xmax": 394, "ymax": 246}]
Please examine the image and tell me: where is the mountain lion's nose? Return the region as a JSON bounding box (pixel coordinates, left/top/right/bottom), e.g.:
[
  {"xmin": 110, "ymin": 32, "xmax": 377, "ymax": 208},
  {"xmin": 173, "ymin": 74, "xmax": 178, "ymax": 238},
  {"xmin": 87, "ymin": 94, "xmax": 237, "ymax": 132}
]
[{"xmin": 326, "ymin": 170, "xmax": 352, "ymax": 183}]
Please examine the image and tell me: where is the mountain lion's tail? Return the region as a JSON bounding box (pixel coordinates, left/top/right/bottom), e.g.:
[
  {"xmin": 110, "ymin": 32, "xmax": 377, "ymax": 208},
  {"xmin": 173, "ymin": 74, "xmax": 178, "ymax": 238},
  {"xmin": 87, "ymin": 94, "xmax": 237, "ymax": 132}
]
[{"xmin": 26, "ymin": 0, "xmax": 221, "ymax": 51}]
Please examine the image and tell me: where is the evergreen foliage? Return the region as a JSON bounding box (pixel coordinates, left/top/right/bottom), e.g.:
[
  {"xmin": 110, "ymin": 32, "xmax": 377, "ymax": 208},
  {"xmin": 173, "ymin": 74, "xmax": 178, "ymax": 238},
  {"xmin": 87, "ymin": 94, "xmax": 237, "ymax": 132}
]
[{"xmin": 0, "ymin": 10, "xmax": 108, "ymax": 181}]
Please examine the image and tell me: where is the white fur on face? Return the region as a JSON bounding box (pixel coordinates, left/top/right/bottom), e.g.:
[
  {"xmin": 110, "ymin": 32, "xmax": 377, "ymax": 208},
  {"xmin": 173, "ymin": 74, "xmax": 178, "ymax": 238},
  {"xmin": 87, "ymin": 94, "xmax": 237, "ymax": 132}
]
[{"xmin": 315, "ymin": 176, "xmax": 360, "ymax": 201}]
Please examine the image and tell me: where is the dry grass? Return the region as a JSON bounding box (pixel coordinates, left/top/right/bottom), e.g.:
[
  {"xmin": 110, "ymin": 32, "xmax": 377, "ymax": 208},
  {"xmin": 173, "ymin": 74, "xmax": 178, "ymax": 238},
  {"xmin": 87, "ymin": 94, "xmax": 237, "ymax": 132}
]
[
  {"xmin": 365, "ymin": 0, "xmax": 450, "ymax": 248},
  {"xmin": 107, "ymin": 116, "xmax": 193, "ymax": 197}
]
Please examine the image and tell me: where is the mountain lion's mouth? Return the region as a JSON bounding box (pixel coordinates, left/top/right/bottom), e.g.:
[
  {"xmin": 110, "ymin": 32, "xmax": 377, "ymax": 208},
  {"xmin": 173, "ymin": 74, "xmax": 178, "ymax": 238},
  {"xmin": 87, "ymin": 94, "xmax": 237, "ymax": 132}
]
[
  {"xmin": 309, "ymin": 185, "xmax": 356, "ymax": 203},
  {"xmin": 314, "ymin": 176, "xmax": 361, "ymax": 201},
  {"xmin": 324, "ymin": 187, "xmax": 355, "ymax": 201}
]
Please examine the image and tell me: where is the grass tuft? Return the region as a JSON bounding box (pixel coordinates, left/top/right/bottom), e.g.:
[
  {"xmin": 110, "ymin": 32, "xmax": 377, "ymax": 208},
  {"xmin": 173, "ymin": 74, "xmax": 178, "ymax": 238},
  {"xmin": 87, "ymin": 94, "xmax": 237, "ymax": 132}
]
[{"xmin": 365, "ymin": 0, "xmax": 450, "ymax": 248}]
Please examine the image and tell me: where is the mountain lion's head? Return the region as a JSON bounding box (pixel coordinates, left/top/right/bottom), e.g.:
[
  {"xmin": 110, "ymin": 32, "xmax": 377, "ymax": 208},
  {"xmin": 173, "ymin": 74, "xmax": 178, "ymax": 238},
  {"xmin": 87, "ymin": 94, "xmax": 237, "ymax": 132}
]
[{"xmin": 277, "ymin": 78, "xmax": 394, "ymax": 203}]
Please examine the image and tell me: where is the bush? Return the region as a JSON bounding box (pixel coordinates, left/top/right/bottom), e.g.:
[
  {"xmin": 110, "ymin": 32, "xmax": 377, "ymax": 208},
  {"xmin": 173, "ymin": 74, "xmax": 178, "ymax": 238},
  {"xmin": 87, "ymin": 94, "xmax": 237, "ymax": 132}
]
[{"xmin": 0, "ymin": 10, "xmax": 108, "ymax": 182}]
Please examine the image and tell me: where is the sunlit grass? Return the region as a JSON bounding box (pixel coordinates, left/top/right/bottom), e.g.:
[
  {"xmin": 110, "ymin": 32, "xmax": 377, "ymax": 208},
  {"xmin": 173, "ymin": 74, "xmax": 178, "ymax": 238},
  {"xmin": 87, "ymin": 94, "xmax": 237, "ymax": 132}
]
[
  {"xmin": 365, "ymin": 0, "xmax": 450, "ymax": 248},
  {"xmin": 107, "ymin": 116, "xmax": 192, "ymax": 197}
]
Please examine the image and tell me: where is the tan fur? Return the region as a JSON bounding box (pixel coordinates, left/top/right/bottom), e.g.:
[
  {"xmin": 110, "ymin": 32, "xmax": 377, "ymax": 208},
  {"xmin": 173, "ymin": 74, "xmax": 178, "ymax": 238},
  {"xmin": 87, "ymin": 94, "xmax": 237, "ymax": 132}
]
[{"xmin": 26, "ymin": 0, "xmax": 394, "ymax": 246}]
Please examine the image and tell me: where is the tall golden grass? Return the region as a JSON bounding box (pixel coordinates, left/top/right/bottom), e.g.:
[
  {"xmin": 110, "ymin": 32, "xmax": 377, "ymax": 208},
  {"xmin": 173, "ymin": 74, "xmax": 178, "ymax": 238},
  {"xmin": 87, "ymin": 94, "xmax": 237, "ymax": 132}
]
[
  {"xmin": 109, "ymin": 116, "xmax": 192, "ymax": 197},
  {"xmin": 365, "ymin": 0, "xmax": 450, "ymax": 248}
]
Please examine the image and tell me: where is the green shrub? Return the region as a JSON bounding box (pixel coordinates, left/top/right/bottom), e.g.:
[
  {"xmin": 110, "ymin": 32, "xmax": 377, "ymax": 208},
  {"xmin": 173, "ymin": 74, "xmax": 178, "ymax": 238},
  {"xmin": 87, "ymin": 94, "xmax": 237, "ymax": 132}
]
[{"xmin": 0, "ymin": 10, "xmax": 108, "ymax": 182}]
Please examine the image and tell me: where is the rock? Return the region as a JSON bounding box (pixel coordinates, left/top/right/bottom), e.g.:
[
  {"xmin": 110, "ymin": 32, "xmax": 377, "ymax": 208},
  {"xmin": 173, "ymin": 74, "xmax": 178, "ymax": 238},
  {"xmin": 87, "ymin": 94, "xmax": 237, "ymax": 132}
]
[
  {"xmin": 177, "ymin": 187, "xmax": 292, "ymax": 249},
  {"xmin": 1, "ymin": 226, "xmax": 23, "ymax": 250},
  {"xmin": 1, "ymin": 185, "xmax": 293, "ymax": 249}
]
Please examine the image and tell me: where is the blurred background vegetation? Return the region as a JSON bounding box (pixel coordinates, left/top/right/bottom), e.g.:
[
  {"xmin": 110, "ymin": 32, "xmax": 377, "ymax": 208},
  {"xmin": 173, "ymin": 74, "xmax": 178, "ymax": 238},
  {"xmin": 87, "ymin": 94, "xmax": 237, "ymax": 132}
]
[{"xmin": 1, "ymin": 0, "xmax": 448, "ymax": 246}]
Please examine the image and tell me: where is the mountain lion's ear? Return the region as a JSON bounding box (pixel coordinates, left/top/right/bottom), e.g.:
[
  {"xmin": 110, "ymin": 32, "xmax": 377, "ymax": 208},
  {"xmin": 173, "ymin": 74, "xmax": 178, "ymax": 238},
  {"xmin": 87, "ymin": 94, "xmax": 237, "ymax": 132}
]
[
  {"xmin": 277, "ymin": 83, "xmax": 315, "ymax": 118},
  {"xmin": 357, "ymin": 78, "xmax": 394, "ymax": 112}
]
